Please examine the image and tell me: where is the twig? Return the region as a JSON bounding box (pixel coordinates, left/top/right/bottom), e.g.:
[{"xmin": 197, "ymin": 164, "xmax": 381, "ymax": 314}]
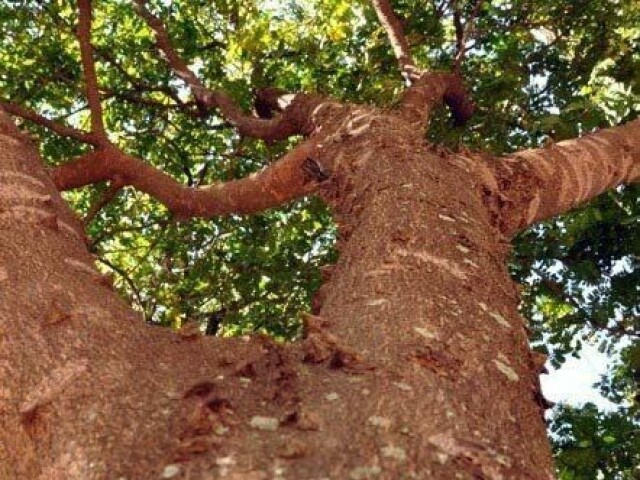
[
  {"xmin": 0, "ymin": 100, "xmax": 102, "ymax": 145},
  {"xmin": 76, "ymin": 0, "xmax": 106, "ymax": 139},
  {"xmin": 96, "ymin": 256, "xmax": 145, "ymax": 308},
  {"xmin": 83, "ymin": 179, "xmax": 124, "ymax": 225},
  {"xmin": 452, "ymin": 0, "xmax": 485, "ymax": 73}
]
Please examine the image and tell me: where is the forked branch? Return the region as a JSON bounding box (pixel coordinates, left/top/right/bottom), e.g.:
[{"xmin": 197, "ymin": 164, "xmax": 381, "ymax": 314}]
[
  {"xmin": 452, "ymin": 0, "xmax": 484, "ymax": 73},
  {"xmin": 132, "ymin": 0, "xmax": 313, "ymax": 141},
  {"xmin": 371, "ymin": 0, "xmax": 474, "ymax": 126}
]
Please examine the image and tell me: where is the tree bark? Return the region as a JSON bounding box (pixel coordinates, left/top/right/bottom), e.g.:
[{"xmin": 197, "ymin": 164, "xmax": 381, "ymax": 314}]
[{"xmin": 3, "ymin": 104, "xmax": 638, "ymax": 478}]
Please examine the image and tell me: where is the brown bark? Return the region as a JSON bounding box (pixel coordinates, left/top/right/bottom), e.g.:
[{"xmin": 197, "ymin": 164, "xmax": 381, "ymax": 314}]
[
  {"xmin": 2, "ymin": 52, "xmax": 639, "ymax": 475},
  {"xmin": 371, "ymin": 0, "xmax": 416, "ymax": 75},
  {"xmin": 51, "ymin": 135, "xmax": 322, "ymax": 218},
  {"xmin": 0, "ymin": 97, "xmax": 570, "ymax": 479},
  {"xmin": 476, "ymin": 120, "xmax": 640, "ymax": 236},
  {"xmin": 77, "ymin": 0, "xmax": 106, "ymax": 139}
]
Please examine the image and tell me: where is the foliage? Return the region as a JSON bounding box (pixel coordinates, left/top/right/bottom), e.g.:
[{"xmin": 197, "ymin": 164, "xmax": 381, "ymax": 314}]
[{"xmin": 0, "ymin": 0, "xmax": 637, "ymax": 475}]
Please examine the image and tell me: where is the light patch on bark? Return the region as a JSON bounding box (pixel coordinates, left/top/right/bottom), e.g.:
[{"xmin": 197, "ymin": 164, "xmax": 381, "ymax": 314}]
[
  {"xmin": 0, "ymin": 133, "xmax": 23, "ymax": 147},
  {"xmin": 557, "ymin": 162, "xmax": 570, "ymax": 214},
  {"xmin": 478, "ymin": 302, "xmax": 511, "ymax": 328},
  {"xmin": 161, "ymin": 464, "xmax": 181, "ymax": 478},
  {"xmin": 381, "ymin": 445, "xmax": 407, "ymax": 462},
  {"xmin": 365, "ymin": 298, "xmax": 389, "ymax": 306},
  {"xmin": 393, "ymin": 382, "xmax": 412, "ymax": 391},
  {"xmin": 0, "ymin": 171, "xmax": 45, "ymax": 189},
  {"xmin": 0, "ymin": 186, "xmax": 50, "ymax": 203},
  {"xmin": 525, "ymin": 193, "xmax": 541, "ymax": 225},
  {"xmin": 325, "ymin": 392, "xmax": 340, "ymax": 401},
  {"xmin": 58, "ymin": 220, "xmax": 86, "ymax": 242},
  {"xmin": 354, "ymin": 149, "xmax": 375, "ymax": 168},
  {"xmin": 249, "ymin": 416, "xmax": 279, "ymax": 431},
  {"xmin": 396, "ymin": 248, "xmax": 468, "ymax": 280},
  {"xmin": 345, "ymin": 110, "xmax": 374, "ymax": 137},
  {"xmin": 215, "ymin": 455, "xmax": 237, "ymax": 478},
  {"xmin": 562, "ymin": 149, "xmax": 585, "ymax": 204},
  {"xmin": 438, "ymin": 213, "xmax": 456, "ymax": 222},
  {"xmin": 368, "ymin": 415, "xmax": 392, "ymax": 429},
  {"xmin": 493, "ymin": 360, "xmax": 519, "ymax": 382},
  {"xmin": 463, "ymin": 258, "xmax": 479, "ymax": 268},
  {"xmin": 349, "ymin": 465, "xmax": 382, "ymax": 479},
  {"xmin": 428, "ymin": 432, "xmax": 505, "ymax": 480},
  {"xmin": 456, "ymin": 244, "xmax": 470, "ymax": 254},
  {"xmin": 63, "ymin": 258, "xmax": 97, "ymax": 277},
  {"xmin": 20, "ymin": 360, "xmax": 88, "ymax": 415},
  {"xmin": 0, "ymin": 205, "xmax": 53, "ymax": 223},
  {"xmin": 414, "ymin": 326, "xmax": 438, "ymax": 340}
]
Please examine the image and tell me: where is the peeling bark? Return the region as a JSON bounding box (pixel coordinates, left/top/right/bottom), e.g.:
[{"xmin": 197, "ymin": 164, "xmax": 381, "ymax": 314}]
[{"xmin": 478, "ymin": 120, "xmax": 640, "ymax": 236}]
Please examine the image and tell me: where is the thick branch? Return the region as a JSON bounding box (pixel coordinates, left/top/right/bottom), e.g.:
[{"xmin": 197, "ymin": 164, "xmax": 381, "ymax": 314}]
[
  {"xmin": 133, "ymin": 0, "xmax": 310, "ymax": 141},
  {"xmin": 371, "ymin": 0, "xmax": 416, "ymax": 78},
  {"xmin": 51, "ymin": 142, "xmax": 322, "ymax": 218},
  {"xmin": 481, "ymin": 119, "xmax": 640, "ymax": 236},
  {"xmin": 77, "ymin": 0, "xmax": 106, "ymax": 138},
  {"xmin": 398, "ymin": 72, "xmax": 474, "ymax": 127},
  {"xmin": 0, "ymin": 101, "xmax": 102, "ymax": 145}
]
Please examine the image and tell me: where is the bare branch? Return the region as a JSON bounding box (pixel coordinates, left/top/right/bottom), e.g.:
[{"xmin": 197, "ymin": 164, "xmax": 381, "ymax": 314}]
[
  {"xmin": 479, "ymin": 119, "xmax": 640, "ymax": 236},
  {"xmin": 371, "ymin": 0, "xmax": 417, "ymax": 79},
  {"xmin": 77, "ymin": 0, "xmax": 106, "ymax": 139},
  {"xmin": 0, "ymin": 101, "xmax": 102, "ymax": 145},
  {"xmin": 399, "ymin": 72, "xmax": 474, "ymax": 127},
  {"xmin": 132, "ymin": 0, "xmax": 313, "ymax": 141},
  {"xmin": 83, "ymin": 180, "xmax": 124, "ymax": 225},
  {"xmin": 51, "ymin": 141, "xmax": 322, "ymax": 219},
  {"xmin": 453, "ymin": 0, "xmax": 485, "ymax": 73}
]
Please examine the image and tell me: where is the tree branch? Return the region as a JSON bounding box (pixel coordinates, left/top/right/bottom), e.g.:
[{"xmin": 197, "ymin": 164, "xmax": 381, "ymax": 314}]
[
  {"xmin": 83, "ymin": 180, "xmax": 124, "ymax": 225},
  {"xmin": 77, "ymin": 0, "xmax": 106, "ymax": 140},
  {"xmin": 0, "ymin": 101, "xmax": 102, "ymax": 145},
  {"xmin": 398, "ymin": 72, "xmax": 475, "ymax": 127},
  {"xmin": 481, "ymin": 119, "xmax": 640, "ymax": 236},
  {"xmin": 452, "ymin": 0, "xmax": 485, "ymax": 73},
  {"xmin": 371, "ymin": 0, "xmax": 417, "ymax": 80},
  {"xmin": 132, "ymin": 0, "xmax": 313, "ymax": 141},
  {"xmin": 51, "ymin": 141, "xmax": 323, "ymax": 218}
]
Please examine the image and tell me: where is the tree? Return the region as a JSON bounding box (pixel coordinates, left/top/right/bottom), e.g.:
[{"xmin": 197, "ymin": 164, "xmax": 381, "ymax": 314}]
[{"xmin": 0, "ymin": 0, "xmax": 637, "ymax": 478}]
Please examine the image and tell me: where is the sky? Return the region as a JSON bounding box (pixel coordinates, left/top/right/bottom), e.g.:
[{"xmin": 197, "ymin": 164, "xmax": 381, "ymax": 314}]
[{"xmin": 541, "ymin": 342, "xmax": 618, "ymax": 411}]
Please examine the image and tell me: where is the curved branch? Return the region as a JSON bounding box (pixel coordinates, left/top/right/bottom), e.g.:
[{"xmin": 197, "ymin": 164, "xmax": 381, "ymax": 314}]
[
  {"xmin": 0, "ymin": 101, "xmax": 102, "ymax": 145},
  {"xmin": 77, "ymin": 0, "xmax": 106, "ymax": 139},
  {"xmin": 51, "ymin": 142, "xmax": 322, "ymax": 218},
  {"xmin": 371, "ymin": 0, "xmax": 417, "ymax": 79},
  {"xmin": 398, "ymin": 72, "xmax": 474, "ymax": 127},
  {"xmin": 480, "ymin": 119, "xmax": 640, "ymax": 236},
  {"xmin": 132, "ymin": 0, "xmax": 312, "ymax": 141}
]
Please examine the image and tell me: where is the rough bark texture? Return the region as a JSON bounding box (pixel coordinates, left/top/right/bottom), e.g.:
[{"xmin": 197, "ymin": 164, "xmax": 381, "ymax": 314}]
[{"xmin": 1, "ymin": 100, "xmax": 638, "ymax": 479}]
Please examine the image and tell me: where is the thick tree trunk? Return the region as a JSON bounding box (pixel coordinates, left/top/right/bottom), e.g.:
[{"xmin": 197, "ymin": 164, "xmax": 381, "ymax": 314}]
[{"xmin": 0, "ymin": 105, "xmax": 571, "ymax": 480}]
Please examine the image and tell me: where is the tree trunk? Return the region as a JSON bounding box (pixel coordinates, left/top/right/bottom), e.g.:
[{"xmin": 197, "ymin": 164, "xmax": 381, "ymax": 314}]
[{"xmin": 0, "ymin": 103, "xmax": 588, "ymax": 480}]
